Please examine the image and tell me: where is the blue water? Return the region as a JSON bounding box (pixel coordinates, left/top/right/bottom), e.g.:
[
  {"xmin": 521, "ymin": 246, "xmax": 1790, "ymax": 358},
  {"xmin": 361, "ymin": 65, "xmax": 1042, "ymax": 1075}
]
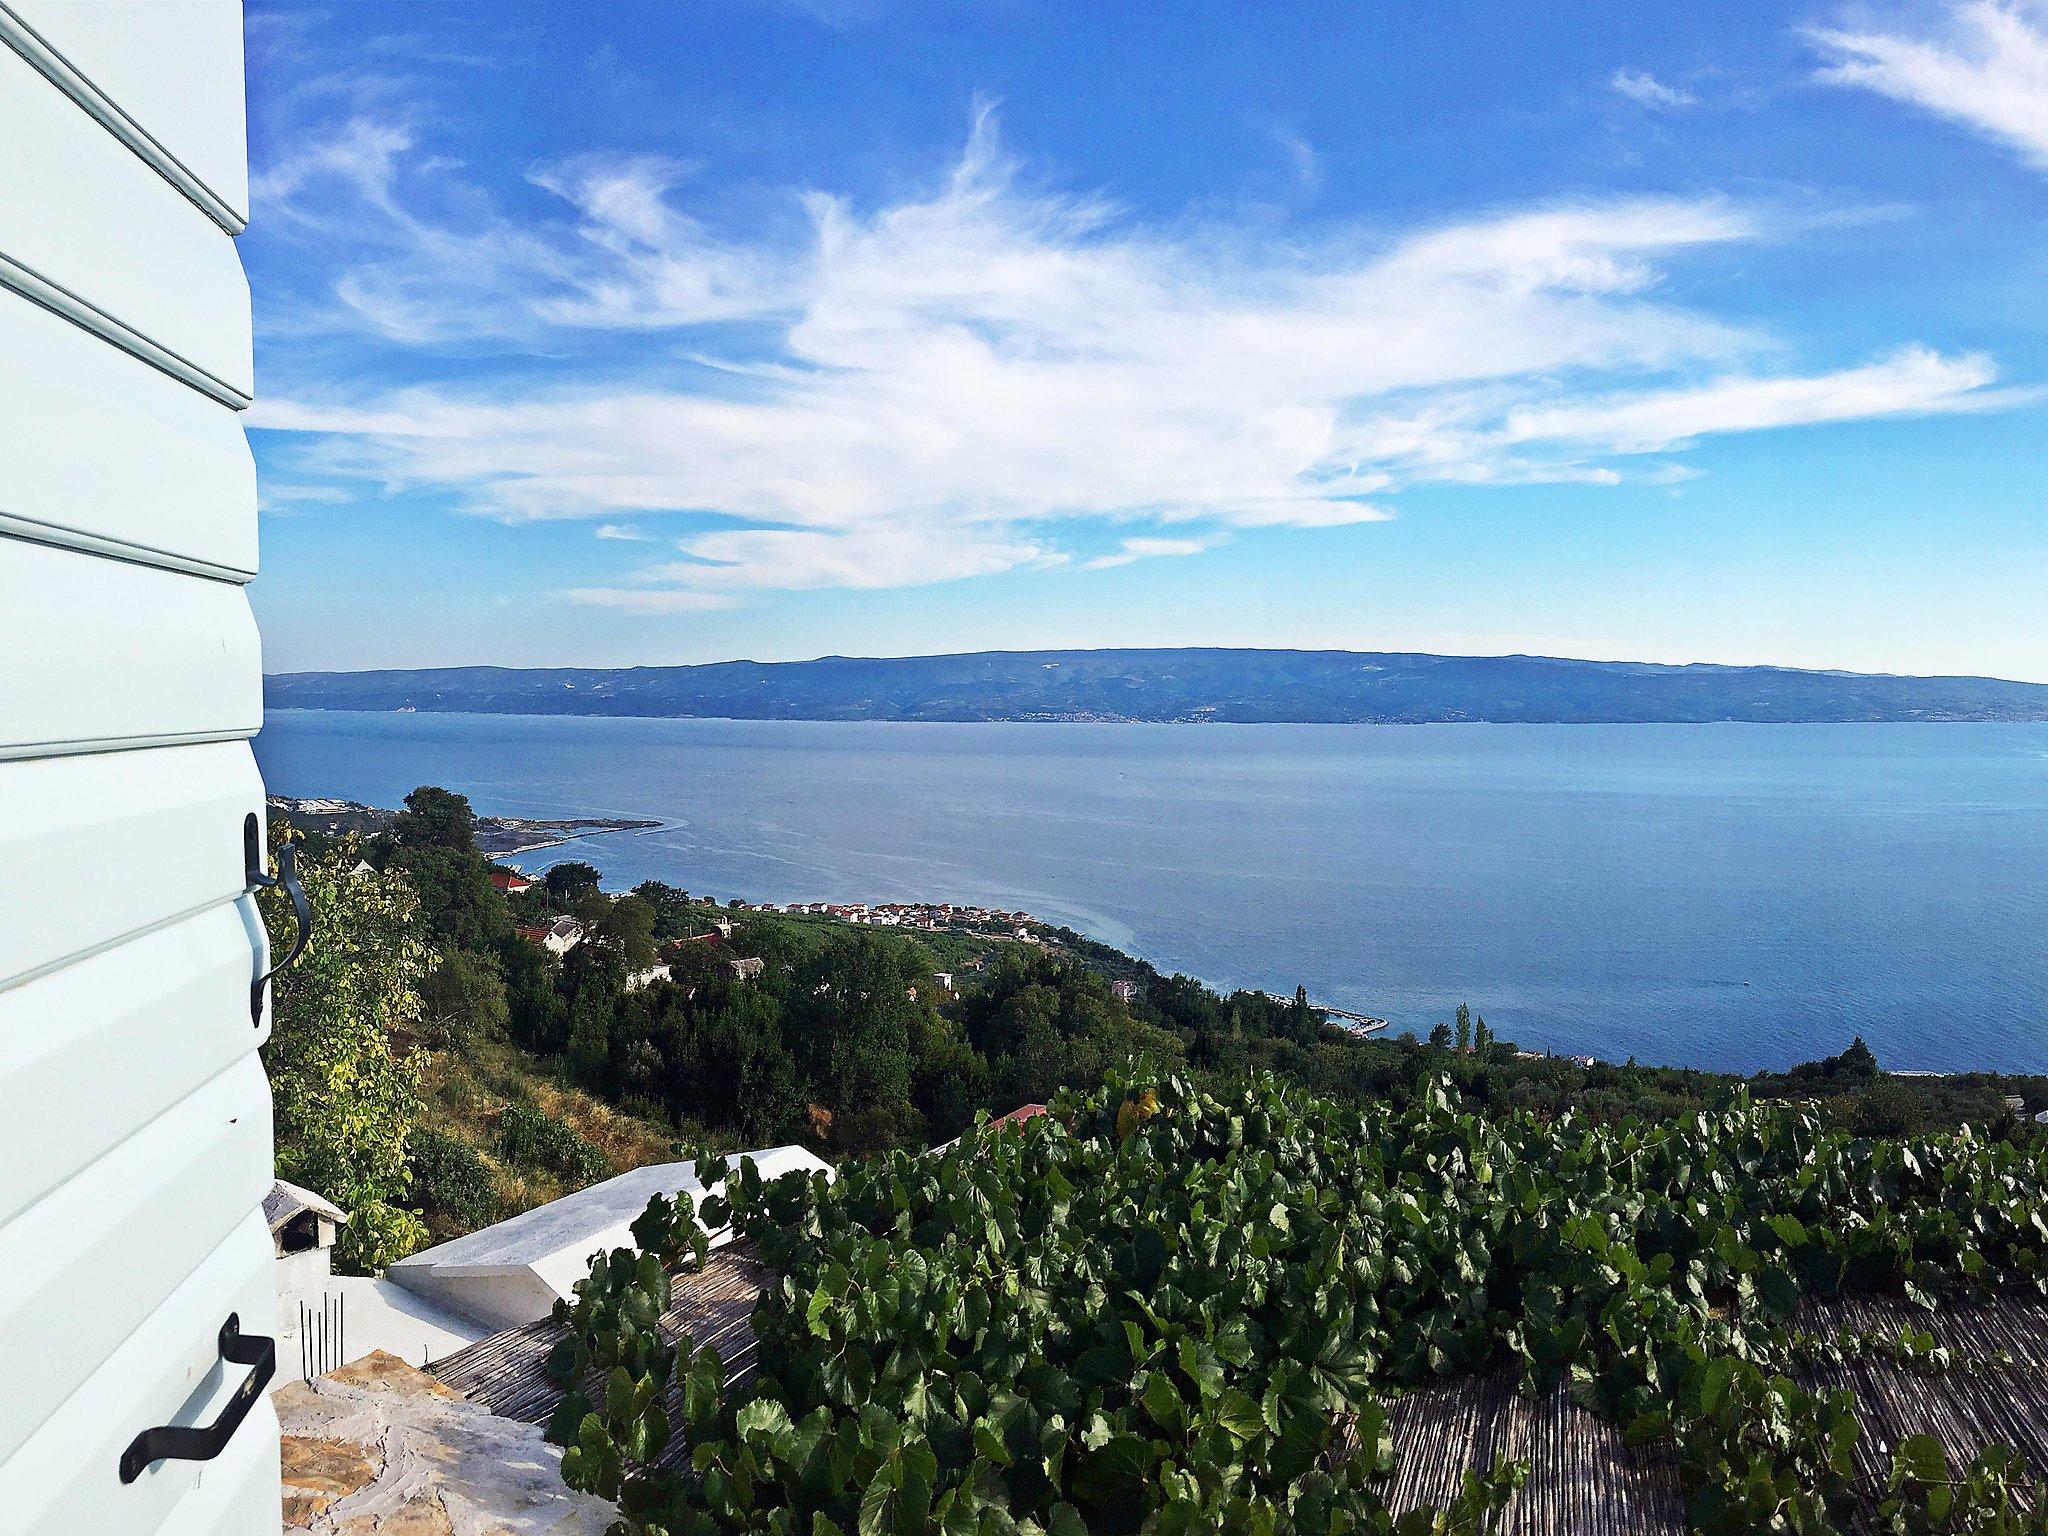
[{"xmin": 254, "ymin": 711, "xmax": 2048, "ymax": 1075}]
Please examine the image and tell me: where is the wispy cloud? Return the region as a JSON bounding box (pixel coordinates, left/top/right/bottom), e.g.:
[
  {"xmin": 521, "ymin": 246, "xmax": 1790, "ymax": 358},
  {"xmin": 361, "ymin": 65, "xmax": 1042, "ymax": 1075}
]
[
  {"xmin": 1270, "ymin": 126, "xmax": 1321, "ymax": 195},
  {"xmin": 1810, "ymin": 1, "xmax": 2048, "ymax": 171},
  {"xmin": 249, "ymin": 106, "xmax": 2009, "ymax": 611},
  {"xmin": 1079, "ymin": 536, "xmax": 1220, "ymax": 572},
  {"xmin": 1610, "ymin": 68, "xmax": 1699, "ymax": 109},
  {"xmin": 558, "ymin": 587, "xmax": 734, "ymax": 614},
  {"xmin": 595, "ymin": 523, "xmax": 649, "ymax": 540},
  {"xmin": 1499, "ymin": 346, "xmax": 2010, "ymax": 451}
]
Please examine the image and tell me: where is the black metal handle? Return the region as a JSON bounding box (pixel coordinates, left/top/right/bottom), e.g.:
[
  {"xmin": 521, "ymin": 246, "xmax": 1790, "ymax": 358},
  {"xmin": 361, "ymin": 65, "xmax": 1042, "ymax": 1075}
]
[
  {"xmin": 246, "ymin": 815, "xmax": 310, "ymax": 1025},
  {"xmin": 119, "ymin": 1313, "xmax": 275, "ymax": 1483}
]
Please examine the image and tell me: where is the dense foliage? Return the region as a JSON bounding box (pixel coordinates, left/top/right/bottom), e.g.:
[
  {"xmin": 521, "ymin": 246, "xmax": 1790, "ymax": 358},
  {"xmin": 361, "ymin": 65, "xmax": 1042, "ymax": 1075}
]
[
  {"xmin": 500, "ymin": 1100, "xmax": 613, "ymax": 1184},
  {"xmin": 548, "ymin": 1068, "xmax": 2048, "ymax": 1536},
  {"xmin": 271, "ymin": 783, "xmax": 2044, "ymax": 1287},
  {"xmin": 406, "ymin": 1125, "xmax": 502, "ymax": 1228},
  {"xmin": 289, "ymin": 785, "xmax": 2046, "ymax": 1201},
  {"xmin": 262, "ymin": 836, "xmax": 431, "ymax": 1270}
]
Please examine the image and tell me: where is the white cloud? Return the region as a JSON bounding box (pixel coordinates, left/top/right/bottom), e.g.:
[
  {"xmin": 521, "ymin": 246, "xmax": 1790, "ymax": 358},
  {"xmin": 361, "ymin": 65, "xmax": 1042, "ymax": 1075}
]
[
  {"xmin": 257, "ymin": 482, "xmax": 353, "ymax": 517},
  {"xmin": 1079, "ymin": 536, "xmax": 1220, "ymax": 572},
  {"xmin": 254, "ymin": 125, "xmax": 777, "ymax": 342},
  {"xmin": 595, "ymin": 523, "xmax": 648, "ymax": 540},
  {"xmin": 1270, "ymin": 126, "xmax": 1321, "ymax": 194},
  {"xmin": 249, "ymin": 109, "xmax": 2009, "ymax": 610},
  {"xmin": 560, "ymin": 587, "xmax": 734, "ymax": 614},
  {"xmin": 1501, "ymin": 346, "xmax": 2008, "ymax": 451},
  {"xmin": 1810, "ymin": 1, "xmax": 2048, "ymax": 171},
  {"xmin": 1610, "ymin": 69, "xmax": 1699, "ymax": 109}
]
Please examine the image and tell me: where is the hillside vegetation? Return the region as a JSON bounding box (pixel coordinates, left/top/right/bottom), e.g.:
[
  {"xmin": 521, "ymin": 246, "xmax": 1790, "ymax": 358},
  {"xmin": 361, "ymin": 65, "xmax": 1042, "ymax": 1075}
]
[{"xmin": 263, "ymin": 785, "xmax": 2047, "ymax": 1279}]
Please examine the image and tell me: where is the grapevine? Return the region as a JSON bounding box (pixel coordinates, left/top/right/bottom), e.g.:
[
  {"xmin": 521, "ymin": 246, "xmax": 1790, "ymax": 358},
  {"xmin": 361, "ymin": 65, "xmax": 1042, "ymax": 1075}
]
[{"xmin": 549, "ymin": 1067, "xmax": 2048, "ymax": 1534}]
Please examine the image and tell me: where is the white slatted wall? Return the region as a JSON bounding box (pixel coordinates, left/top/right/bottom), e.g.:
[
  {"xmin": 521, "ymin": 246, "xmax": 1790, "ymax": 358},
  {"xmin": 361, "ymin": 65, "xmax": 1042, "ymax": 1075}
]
[{"xmin": 0, "ymin": 3, "xmax": 280, "ymax": 1531}]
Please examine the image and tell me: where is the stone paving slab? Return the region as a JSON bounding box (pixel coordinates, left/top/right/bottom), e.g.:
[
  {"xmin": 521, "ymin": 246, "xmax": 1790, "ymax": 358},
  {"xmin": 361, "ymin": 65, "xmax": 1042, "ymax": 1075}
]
[{"xmin": 275, "ymin": 1350, "xmax": 613, "ymax": 1535}]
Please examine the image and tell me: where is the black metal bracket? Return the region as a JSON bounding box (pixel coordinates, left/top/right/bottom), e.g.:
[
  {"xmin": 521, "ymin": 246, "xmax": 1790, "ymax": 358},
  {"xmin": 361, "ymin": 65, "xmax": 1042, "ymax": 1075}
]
[
  {"xmin": 245, "ymin": 813, "xmax": 310, "ymax": 1026},
  {"xmin": 119, "ymin": 1313, "xmax": 276, "ymax": 1484}
]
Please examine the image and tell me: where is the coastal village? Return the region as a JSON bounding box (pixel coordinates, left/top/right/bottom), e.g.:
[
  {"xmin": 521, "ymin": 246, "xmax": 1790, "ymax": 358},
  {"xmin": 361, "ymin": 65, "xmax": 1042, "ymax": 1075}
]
[{"xmin": 483, "ymin": 859, "xmax": 1087, "ymax": 1004}]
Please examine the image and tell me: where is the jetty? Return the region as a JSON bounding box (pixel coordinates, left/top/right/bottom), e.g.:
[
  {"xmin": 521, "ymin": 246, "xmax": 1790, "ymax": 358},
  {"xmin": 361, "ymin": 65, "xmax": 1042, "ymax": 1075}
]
[{"xmin": 1257, "ymin": 992, "xmax": 1389, "ymax": 1036}]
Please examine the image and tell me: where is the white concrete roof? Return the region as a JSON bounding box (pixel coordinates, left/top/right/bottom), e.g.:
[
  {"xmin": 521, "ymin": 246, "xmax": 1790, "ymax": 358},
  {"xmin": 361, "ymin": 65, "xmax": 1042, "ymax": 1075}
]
[
  {"xmin": 385, "ymin": 1146, "xmax": 829, "ymax": 1330},
  {"xmin": 275, "ymin": 1275, "xmax": 486, "ymax": 1382}
]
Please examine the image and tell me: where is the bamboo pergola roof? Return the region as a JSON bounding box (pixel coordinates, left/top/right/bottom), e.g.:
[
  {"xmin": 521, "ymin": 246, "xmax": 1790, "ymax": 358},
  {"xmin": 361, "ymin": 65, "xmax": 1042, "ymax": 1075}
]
[
  {"xmin": 431, "ymin": 1241, "xmax": 771, "ymax": 1445},
  {"xmin": 1802, "ymin": 1290, "xmax": 2048, "ymax": 1521},
  {"xmin": 1382, "ymin": 1373, "xmax": 1685, "ymax": 1532},
  {"xmin": 431, "ymin": 1265, "xmax": 2048, "ymax": 1534}
]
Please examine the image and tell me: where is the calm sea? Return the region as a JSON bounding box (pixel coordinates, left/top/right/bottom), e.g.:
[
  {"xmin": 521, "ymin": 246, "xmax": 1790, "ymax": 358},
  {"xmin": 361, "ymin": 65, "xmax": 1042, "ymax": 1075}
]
[{"xmin": 255, "ymin": 711, "xmax": 2048, "ymax": 1075}]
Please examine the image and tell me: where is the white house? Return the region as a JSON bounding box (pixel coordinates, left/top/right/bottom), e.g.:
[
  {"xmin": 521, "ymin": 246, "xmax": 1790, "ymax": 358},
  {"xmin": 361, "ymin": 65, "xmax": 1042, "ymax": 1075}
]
[
  {"xmin": 387, "ymin": 1147, "xmax": 831, "ymax": 1331},
  {"xmin": 544, "ymin": 916, "xmax": 583, "ymax": 955}
]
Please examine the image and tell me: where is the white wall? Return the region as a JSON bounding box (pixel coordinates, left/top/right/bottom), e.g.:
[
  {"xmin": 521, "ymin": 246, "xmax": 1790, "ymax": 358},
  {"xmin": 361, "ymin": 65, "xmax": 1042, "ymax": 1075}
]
[{"xmin": 0, "ymin": 4, "xmax": 279, "ymax": 1532}]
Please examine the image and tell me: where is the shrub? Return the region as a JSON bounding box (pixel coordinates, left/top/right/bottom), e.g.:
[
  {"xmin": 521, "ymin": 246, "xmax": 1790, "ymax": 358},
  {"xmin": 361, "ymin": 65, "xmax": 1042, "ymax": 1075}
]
[
  {"xmin": 406, "ymin": 1126, "xmax": 501, "ymax": 1228},
  {"xmin": 498, "ymin": 1101, "xmax": 609, "ymax": 1184}
]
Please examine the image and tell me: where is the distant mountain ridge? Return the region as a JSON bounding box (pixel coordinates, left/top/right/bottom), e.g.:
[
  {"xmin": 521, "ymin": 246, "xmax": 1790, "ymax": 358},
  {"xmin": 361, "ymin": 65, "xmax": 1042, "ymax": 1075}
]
[{"xmin": 264, "ymin": 648, "xmax": 2048, "ymax": 724}]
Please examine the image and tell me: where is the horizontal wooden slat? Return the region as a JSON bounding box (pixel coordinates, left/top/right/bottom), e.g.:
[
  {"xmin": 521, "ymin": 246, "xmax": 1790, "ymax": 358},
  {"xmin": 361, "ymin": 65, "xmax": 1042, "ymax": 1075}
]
[
  {"xmin": 0, "ymin": 1213, "xmax": 276, "ymax": 1536},
  {"xmin": 0, "ymin": 540, "xmax": 261, "ymax": 760},
  {"xmin": 0, "ymin": 286, "xmax": 256, "ymax": 578},
  {"xmin": 0, "ymin": 37, "xmax": 250, "ymax": 400},
  {"xmin": 0, "ymin": 902, "xmax": 267, "ymax": 1229},
  {"xmin": 0, "ymin": 0, "xmax": 249, "ymax": 229},
  {"xmin": 0, "ymin": 1056, "xmax": 272, "ymax": 1467},
  {"xmin": 0, "ymin": 741, "xmax": 262, "ymax": 990}
]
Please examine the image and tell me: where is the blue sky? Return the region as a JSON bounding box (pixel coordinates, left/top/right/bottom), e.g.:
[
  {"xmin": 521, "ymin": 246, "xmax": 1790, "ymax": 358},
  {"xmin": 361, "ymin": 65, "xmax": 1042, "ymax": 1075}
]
[{"xmin": 244, "ymin": 0, "xmax": 2048, "ymax": 679}]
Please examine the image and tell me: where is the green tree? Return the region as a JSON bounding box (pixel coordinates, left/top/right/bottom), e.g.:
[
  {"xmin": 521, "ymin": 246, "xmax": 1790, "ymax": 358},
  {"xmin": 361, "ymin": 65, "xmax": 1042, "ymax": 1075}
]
[
  {"xmin": 910, "ymin": 1016, "xmax": 990, "ymax": 1141},
  {"xmin": 595, "ymin": 892, "xmax": 660, "ymax": 969},
  {"xmin": 1850, "ymin": 1076, "xmax": 1923, "ymax": 1137},
  {"xmin": 683, "ymin": 987, "xmax": 805, "ymax": 1142},
  {"xmin": 631, "ymin": 880, "xmax": 694, "ymax": 939},
  {"xmin": 418, "ymin": 945, "xmax": 509, "ymax": 1046},
  {"xmin": 563, "ymin": 942, "xmax": 626, "ymax": 1089},
  {"xmin": 501, "ymin": 931, "xmax": 570, "ymax": 1054},
  {"xmin": 664, "ymin": 936, "xmax": 728, "ymax": 992},
  {"xmin": 382, "ymin": 786, "xmax": 510, "ymax": 953},
  {"xmin": 784, "ymin": 934, "xmax": 921, "ymax": 1143},
  {"xmin": 1286, "ymin": 984, "xmax": 1318, "ymax": 1046},
  {"xmin": 262, "ymin": 834, "xmax": 430, "ymax": 1271},
  {"xmin": 566, "ymin": 992, "xmax": 613, "ymax": 1090},
  {"xmin": 545, "ymin": 860, "xmax": 603, "ymax": 901}
]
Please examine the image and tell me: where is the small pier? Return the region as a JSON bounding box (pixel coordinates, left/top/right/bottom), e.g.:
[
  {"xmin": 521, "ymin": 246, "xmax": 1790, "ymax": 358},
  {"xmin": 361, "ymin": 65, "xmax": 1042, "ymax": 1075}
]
[{"xmin": 1257, "ymin": 993, "xmax": 1389, "ymax": 1036}]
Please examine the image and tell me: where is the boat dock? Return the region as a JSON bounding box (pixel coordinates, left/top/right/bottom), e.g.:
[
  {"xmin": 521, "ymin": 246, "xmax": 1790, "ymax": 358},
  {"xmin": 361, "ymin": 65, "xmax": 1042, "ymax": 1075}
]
[{"xmin": 1257, "ymin": 993, "xmax": 1389, "ymax": 1036}]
